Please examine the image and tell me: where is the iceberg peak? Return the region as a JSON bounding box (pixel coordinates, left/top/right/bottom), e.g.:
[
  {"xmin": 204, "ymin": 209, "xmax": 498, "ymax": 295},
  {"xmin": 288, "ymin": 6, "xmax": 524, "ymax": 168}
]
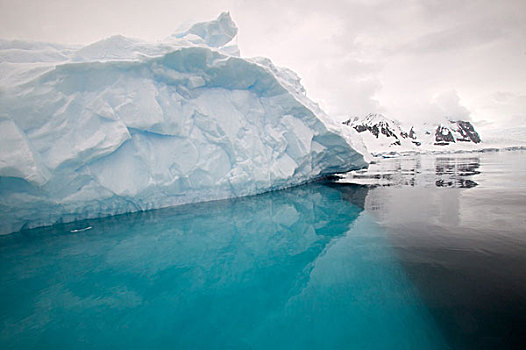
[{"xmin": 173, "ymin": 12, "xmax": 238, "ymax": 48}]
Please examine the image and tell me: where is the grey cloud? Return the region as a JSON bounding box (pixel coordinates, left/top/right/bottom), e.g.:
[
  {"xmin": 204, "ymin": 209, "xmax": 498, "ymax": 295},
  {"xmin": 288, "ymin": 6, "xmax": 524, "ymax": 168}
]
[
  {"xmin": 400, "ymin": 23, "xmax": 506, "ymax": 54},
  {"xmin": 432, "ymin": 90, "xmax": 472, "ymax": 121}
]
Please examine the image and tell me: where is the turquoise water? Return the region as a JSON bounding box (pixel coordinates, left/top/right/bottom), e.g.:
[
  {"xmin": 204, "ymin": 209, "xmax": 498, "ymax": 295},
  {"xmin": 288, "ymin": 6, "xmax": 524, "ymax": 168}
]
[{"xmin": 0, "ymin": 184, "xmax": 444, "ymax": 349}]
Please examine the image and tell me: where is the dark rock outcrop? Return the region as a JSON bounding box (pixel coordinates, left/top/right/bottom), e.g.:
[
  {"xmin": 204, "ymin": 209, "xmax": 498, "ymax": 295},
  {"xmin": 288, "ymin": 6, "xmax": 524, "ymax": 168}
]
[{"xmin": 343, "ymin": 114, "xmax": 482, "ymax": 150}]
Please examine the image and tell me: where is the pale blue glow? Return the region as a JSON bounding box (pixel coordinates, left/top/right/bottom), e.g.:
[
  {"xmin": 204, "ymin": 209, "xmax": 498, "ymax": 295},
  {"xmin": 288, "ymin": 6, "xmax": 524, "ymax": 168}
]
[{"xmin": 0, "ymin": 184, "xmax": 443, "ymax": 349}]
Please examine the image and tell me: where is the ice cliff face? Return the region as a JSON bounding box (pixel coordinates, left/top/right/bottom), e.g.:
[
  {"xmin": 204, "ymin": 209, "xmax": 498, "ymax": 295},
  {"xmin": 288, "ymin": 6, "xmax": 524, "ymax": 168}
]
[
  {"xmin": 344, "ymin": 113, "xmax": 482, "ymax": 155},
  {"xmin": 0, "ymin": 13, "xmax": 367, "ymax": 235}
]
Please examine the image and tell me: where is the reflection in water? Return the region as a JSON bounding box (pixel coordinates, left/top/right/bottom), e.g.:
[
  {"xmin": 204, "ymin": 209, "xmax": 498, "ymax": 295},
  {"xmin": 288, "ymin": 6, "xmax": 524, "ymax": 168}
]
[
  {"xmin": 435, "ymin": 157, "xmax": 480, "ymax": 188},
  {"xmin": 0, "ymin": 184, "xmax": 445, "ymax": 349},
  {"xmin": 354, "ymin": 151, "xmax": 526, "ymax": 349},
  {"xmin": 435, "ymin": 178, "xmax": 477, "ymax": 188},
  {"xmin": 325, "ymin": 182, "xmax": 369, "ymax": 209},
  {"xmin": 338, "ymin": 153, "xmax": 481, "ymax": 188},
  {"xmin": 3, "ymin": 151, "xmax": 523, "ymax": 349},
  {"xmin": 435, "ymin": 157, "xmax": 480, "ymax": 176}
]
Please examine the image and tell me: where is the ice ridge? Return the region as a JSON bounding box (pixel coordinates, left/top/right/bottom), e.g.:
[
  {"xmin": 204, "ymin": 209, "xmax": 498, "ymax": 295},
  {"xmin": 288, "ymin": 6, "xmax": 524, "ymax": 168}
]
[{"xmin": 0, "ymin": 13, "xmax": 367, "ymax": 234}]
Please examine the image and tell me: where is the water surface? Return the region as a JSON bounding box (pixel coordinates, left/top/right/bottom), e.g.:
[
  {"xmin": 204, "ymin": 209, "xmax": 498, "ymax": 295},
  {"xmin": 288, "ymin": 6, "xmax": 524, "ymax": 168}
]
[
  {"xmin": 1, "ymin": 150, "xmax": 525, "ymax": 349},
  {"xmin": 338, "ymin": 150, "xmax": 526, "ymax": 348},
  {"xmin": 1, "ymin": 183, "xmax": 442, "ymax": 349}
]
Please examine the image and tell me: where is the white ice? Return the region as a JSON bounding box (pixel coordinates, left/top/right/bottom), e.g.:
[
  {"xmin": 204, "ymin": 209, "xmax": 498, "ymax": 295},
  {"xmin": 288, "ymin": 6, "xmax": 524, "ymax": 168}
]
[{"xmin": 0, "ymin": 12, "xmax": 367, "ymax": 234}]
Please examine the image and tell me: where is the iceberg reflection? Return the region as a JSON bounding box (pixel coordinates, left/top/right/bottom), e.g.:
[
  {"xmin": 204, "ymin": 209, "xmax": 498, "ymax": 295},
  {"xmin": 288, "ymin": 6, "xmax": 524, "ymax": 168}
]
[{"xmin": 0, "ymin": 183, "xmax": 443, "ymax": 349}]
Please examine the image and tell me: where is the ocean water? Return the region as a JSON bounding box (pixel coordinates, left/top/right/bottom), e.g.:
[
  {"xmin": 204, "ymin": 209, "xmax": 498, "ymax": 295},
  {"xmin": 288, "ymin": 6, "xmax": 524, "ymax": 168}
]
[
  {"xmin": 1, "ymin": 151, "xmax": 525, "ymax": 349},
  {"xmin": 336, "ymin": 150, "xmax": 526, "ymax": 348}
]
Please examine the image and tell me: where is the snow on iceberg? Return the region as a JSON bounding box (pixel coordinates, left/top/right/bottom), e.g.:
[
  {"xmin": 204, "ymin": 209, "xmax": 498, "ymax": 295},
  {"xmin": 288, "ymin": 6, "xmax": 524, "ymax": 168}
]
[{"xmin": 0, "ymin": 12, "xmax": 367, "ymax": 234}]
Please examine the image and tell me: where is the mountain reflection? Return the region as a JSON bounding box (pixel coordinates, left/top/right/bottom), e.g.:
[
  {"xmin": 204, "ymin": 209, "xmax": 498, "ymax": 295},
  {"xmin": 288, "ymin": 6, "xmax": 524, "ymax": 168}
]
[
  {"xmin": 434, "ymin": 157, "xmax": 480, "ymax": 188},
  {"xmin": 337, "ymin": 153, "xmax": 481, "ymax": 188}
]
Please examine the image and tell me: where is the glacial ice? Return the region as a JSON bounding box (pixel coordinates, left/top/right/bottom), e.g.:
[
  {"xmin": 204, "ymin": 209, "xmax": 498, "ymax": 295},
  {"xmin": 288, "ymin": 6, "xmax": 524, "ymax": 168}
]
[{"xmin": 0, "ymin": 12, "xmax": 367, "ymax": 234}]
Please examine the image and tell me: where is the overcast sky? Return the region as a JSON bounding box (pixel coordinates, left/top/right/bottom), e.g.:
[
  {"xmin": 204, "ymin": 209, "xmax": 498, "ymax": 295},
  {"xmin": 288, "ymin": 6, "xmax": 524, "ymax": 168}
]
[{"xmin": 1, "ymin": 0, "xmax": 525, "ymax": 128}]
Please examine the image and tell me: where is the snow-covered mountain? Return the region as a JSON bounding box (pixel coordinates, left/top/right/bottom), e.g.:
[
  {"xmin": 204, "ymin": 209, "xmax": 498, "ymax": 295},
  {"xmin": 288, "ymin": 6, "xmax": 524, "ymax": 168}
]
[
  {"xmin": 343, "ymin": 113, "xmax": 483, "ymax": 155},
  {"xmin": 0, "ymin": 13, "xmax": 367, "ymax": 235},
  {"xmin": 343, "ymin": 114, "xmax": 421, "ymax": 150},
  {"xmin": 421, "ymin": 120, "xmax": 481, "ymax": 145}
]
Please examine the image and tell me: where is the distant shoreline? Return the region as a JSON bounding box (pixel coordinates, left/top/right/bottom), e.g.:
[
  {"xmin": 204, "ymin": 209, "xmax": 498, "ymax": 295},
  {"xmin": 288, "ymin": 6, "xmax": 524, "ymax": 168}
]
[{"xmin": 369, "ymin": 145, "xmax": 526, "ymax": 158}]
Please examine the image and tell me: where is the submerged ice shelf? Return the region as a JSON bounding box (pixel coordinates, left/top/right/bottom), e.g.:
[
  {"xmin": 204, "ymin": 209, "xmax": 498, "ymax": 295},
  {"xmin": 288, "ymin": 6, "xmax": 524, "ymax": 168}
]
[{"xmin": 0, "ymin": 13, "xmax": 367, "ymax": 234}]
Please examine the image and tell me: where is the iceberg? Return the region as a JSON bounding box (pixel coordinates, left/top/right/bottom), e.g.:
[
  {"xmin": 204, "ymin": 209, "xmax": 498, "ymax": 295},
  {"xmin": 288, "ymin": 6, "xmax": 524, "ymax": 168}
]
[{"xmin": 0, "ymin": 13, "xmax": 367, "ymax": 235}]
